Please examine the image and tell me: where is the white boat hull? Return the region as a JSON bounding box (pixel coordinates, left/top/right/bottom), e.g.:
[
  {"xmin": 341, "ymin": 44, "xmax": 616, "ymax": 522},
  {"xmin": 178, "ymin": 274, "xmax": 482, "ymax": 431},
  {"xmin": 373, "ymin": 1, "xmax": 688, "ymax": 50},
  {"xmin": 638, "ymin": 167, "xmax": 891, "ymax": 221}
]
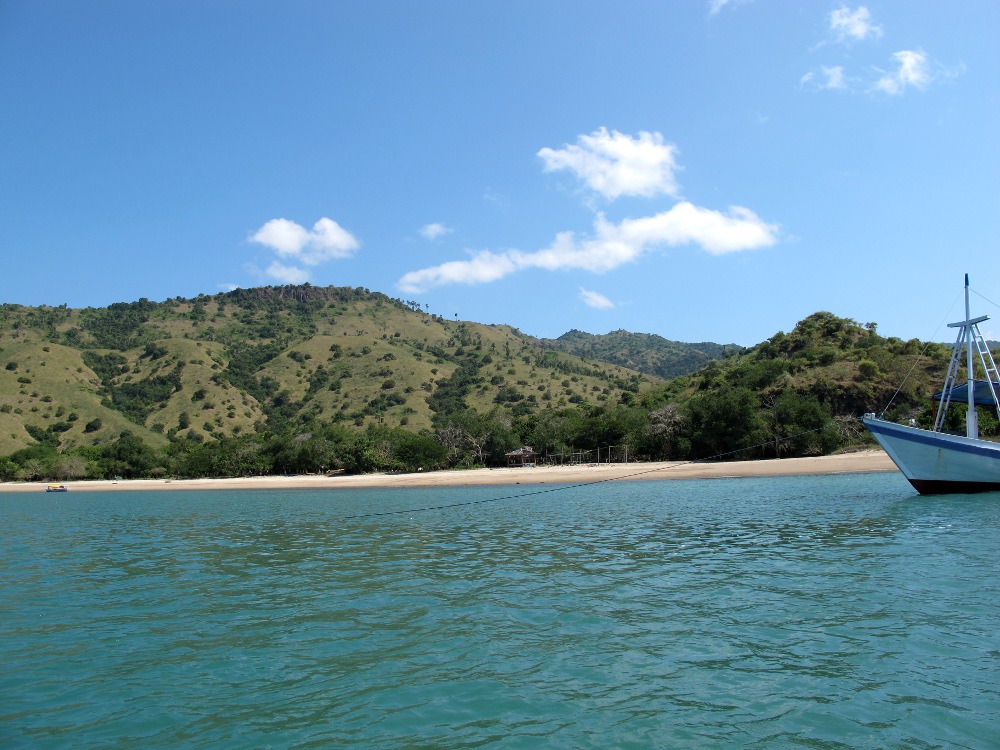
[{"xmin": 862, "ymin": 416, "xmax": 1000, "ymax": 494}]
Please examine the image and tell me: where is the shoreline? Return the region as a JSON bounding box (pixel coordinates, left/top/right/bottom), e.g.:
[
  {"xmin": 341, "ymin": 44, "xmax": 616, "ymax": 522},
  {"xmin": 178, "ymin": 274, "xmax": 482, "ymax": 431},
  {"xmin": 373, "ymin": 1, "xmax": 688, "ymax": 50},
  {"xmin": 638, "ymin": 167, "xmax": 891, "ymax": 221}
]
[{"xmin": 0, "ymin": 451, "xmax": 896, "ymax": 493}]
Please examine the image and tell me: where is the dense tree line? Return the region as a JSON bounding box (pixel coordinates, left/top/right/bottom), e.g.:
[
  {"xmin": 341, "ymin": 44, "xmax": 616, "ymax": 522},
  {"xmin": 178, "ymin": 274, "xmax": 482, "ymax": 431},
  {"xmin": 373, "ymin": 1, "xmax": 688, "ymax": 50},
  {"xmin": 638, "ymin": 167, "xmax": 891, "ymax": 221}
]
[
  {"xmin": 0, "ymin": 386, "xmax": 861, "ymax": 482},
  {"xmin": 6, "ymin": 375, "xmax": 995, "ymax": 482}
]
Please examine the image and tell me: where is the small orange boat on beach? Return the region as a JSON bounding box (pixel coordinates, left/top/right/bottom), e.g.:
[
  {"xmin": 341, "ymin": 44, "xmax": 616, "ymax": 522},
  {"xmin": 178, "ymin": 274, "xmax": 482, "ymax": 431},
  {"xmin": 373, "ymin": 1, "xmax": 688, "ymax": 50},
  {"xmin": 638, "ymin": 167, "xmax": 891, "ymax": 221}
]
[{"xmin": 45, "ymin": 484, "xmax": 69, "ymax": 492}]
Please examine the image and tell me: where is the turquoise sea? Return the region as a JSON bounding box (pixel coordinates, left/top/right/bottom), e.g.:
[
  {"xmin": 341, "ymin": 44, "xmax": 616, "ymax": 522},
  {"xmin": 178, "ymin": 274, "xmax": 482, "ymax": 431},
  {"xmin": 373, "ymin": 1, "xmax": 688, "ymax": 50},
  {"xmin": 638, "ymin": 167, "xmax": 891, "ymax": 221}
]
[{"xmin": 2, "ymin": 472, "xmax": 998, "ymax": 748}]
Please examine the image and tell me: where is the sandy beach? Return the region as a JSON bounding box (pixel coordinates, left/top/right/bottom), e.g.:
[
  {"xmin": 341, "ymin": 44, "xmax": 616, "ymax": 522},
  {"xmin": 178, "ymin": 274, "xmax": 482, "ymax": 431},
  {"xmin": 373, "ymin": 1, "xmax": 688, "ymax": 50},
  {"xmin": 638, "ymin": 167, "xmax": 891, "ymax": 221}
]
[{"xmin": 0, "ymin": 450, "xmax": 896, "ymax": 493}]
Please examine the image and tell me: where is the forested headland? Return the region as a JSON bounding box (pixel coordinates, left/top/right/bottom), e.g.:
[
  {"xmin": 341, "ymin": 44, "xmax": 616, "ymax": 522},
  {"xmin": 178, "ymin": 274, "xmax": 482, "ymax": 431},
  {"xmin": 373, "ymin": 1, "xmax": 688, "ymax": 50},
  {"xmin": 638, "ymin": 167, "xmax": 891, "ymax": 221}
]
[{"xmin": 0, "ymin": 284, "xmax": 989, "ymax": 482}]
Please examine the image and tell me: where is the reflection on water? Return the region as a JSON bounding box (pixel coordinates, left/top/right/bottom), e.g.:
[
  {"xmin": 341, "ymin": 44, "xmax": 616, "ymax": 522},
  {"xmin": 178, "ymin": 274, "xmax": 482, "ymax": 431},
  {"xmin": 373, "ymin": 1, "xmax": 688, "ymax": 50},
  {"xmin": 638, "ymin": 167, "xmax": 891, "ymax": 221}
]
[{"xmin": 2, "ymin": 473, "xmax": 999, "ymax": 748}]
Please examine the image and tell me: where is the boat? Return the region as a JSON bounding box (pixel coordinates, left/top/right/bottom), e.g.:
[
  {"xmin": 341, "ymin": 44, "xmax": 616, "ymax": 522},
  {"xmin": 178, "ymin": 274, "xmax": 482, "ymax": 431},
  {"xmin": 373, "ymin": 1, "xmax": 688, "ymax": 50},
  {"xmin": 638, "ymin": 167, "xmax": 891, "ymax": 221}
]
[
  {"xmin": 862, "ymin": 275, "xmax": 1000, "ymax": 494},
  {"xmin": 45, "ymin": 484, "xmax": 69, "ymax": 492}
]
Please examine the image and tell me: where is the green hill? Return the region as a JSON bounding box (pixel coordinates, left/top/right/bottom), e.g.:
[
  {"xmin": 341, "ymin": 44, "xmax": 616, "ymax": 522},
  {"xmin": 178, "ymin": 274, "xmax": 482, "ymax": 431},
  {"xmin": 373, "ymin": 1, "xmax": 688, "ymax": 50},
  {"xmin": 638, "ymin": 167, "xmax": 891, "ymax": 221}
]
[
  {"xmin": 2, "ymin": 291, "xmax": 987, "ymax": 483},
  {"xmin": 531, "ymin": 329, "xmax": 741, "ymax": 379},
  {"xmin": 638, "ymin": 311, "xmax": 968, "ymax": 460},
  {"xmin": 0, "ymin": 286, "xmax": 657, "ymax": 477}
]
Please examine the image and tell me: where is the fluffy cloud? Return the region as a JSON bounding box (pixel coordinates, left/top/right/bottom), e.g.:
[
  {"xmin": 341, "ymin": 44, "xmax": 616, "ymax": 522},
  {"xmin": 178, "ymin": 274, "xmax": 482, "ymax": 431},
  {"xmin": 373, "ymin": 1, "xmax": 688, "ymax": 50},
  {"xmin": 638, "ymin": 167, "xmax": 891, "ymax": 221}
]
[
  {"xmin": 252, "ymin": 217, "xmax": 358, "ymax": 264},
  {"xmin": 398, "ymin": 202, "xmax": 778, "ymax": 293},
  {"xmin": 579, "ymin": 288, "xmax": 615, "ymax": 310},
  {"xmin": 537, "ymin": 128, "xmax": 681, "ymax": 201},
  {"xmin": 872, "ymin": 50, "xmax": 930, "ymax": 95},
  {"xmin": 250, "ymin": 217, "xmax": 359, "ymax": 282},
  {"xmin": 830, "ymin": 6, "xmax": 882, "ymax": 42},
  {"xmin": 420, "ymin": 222, "xmax": 452, "ymax": 240},
  {"xmin": 252, "ymin": 218, "xmax": 309, "ymax": 255},
  {"xmin": 397, "ymin": 251, "xmax": 519, "ymax": 293},
  {"xmin": 399, "ymin": 130, "xmax": 778, "ymax": 295}
]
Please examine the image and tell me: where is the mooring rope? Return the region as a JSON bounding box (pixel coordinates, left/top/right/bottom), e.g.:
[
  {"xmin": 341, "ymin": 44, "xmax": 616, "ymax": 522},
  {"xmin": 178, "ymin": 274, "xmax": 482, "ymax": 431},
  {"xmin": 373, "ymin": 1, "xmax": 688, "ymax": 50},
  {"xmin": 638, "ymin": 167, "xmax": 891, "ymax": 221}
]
[
  {"xmin": 877, "ymin": 286, "xmax": 963, "ymax": 418},
  {"xmin": 340, "ymin": 423, "xmax": 841, "ymax": 520},
  {"xmin": 970, "ymin": 286, "xmax": 1000, "ymax": 313}
]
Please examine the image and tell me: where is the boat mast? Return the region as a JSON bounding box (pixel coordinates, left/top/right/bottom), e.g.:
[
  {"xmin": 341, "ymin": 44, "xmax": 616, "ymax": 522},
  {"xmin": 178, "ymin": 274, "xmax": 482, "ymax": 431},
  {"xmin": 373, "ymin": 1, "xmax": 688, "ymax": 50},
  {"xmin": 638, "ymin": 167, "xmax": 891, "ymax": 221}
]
[
  {"xmin": 964, "ymin": 274, "xmax": 978, "ymax": 439},
  {"xmin": 937, "ymin": 274, "xmax": 998, "ymax": 437}
]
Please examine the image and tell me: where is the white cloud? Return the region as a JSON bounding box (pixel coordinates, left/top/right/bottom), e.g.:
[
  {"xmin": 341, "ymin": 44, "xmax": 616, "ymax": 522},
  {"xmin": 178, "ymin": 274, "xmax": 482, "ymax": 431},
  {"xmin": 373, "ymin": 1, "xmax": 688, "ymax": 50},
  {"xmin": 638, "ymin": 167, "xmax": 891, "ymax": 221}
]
[
  {"xmin": 872, "ymin": 50, "xmax": 931, "ymax": 95},
  {"xmin": 265, "ymin": 261, "xmax": 310, "ymax": 284},
  {"xmin": 537, "ymin": 127, "xmax": 681, "ymax": 201},
  {"xmin": 398, "ymin": 202, "xmax": 778, "ymax": 293},
  {"xmin": 830, "ymin": 6, "xmax": 882, "ymax": 42},
  {"xmin": 400, "ymin": 130, "xmax": 779, "ymax": 295},
  {"xmin": 802, "ymin": 65, "xmax": 848, "ymax": 90},
  {"xmin": 420, "ymin": 222, "xmax": 452, "ymax": 240},
  {"xmin": 251, "ymin": 217, "xmax": 358, "ymax": 264},
  {"xmin": 250, "ymin": 216, "xmax": 359, "ymax": 283},
  {"xmin": 580, "ymin": 288, "xmax": 615, "ymax": 310},
  {"xmin": 252, "ymin": 218, "xmax": 309, "ymax": 254},
  {"xmin": 397, "ymin": 251, "xmax": 519, "ymax": 293}
]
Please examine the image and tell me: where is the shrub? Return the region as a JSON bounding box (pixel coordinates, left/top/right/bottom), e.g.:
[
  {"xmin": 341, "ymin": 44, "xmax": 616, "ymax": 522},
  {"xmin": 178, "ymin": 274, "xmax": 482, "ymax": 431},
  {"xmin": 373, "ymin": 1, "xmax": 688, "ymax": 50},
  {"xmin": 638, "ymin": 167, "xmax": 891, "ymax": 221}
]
[{"xmin": 858, "ymin": 360, "xmax": 880, "ymax": 378}]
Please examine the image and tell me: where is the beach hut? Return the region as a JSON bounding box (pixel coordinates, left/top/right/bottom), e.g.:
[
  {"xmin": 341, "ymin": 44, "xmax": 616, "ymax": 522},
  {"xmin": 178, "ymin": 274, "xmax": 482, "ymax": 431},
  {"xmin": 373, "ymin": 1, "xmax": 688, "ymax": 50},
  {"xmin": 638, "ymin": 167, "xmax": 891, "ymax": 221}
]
[{"xmin": 505, "ymin": 447, "xmax": 537, "ymax": 468}]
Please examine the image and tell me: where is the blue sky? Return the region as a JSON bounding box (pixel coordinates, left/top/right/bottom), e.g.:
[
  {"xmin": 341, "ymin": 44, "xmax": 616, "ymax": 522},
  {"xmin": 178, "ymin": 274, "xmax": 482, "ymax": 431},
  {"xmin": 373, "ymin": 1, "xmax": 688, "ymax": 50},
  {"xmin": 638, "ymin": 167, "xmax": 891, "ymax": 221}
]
[{"xmin": 1, "ymin": 1, "xmax": 998, "ymax": 346}]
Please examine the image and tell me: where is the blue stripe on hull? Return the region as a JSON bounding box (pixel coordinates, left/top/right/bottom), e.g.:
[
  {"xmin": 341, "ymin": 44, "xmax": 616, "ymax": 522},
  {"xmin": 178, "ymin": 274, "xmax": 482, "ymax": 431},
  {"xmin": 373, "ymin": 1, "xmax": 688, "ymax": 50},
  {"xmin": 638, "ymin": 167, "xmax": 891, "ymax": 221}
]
[
  {"xmin": 862, "ymin": 416, "xmax": 1000, "ymax": 495},
  {"xmin": 864, "ymin": 419, "xmax": 1000, "ymax": 459}
]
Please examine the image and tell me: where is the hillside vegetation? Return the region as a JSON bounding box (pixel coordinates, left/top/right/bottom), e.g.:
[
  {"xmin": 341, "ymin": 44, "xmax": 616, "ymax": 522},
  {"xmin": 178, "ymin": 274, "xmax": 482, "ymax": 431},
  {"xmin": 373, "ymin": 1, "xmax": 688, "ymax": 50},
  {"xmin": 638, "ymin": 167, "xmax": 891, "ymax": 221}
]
[
  {"xmin": 533, "ymin": 329, "xmax": 740, "ymax": 380},
  {"xmin": 0, "ymin": 286, "xmax": 656, "ymax": 479},
  {"xmin": 641, "ymin": 312, "xmax": 982, "ymax": 461},
  {"xmin": 1, "ymin": 288, "xmax": 989, "ymax": 483}
]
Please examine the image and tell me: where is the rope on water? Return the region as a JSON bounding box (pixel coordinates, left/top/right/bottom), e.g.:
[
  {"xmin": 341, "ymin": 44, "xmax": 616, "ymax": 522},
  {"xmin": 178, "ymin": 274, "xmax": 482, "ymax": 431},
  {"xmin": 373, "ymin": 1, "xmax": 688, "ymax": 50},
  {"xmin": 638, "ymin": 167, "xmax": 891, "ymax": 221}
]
[{"xmin": 340, "ymin": 423, "xmax": 842, "ymax": 520}]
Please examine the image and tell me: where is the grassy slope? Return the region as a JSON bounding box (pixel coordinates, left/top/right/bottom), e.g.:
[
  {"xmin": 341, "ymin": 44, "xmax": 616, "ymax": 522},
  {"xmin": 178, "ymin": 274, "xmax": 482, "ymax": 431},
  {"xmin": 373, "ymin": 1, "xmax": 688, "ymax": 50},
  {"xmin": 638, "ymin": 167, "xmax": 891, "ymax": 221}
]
[
  {"xmin": 0, "ymin": 288, "xmax": 658, "ymax": 453},
  {"xmin": 0, "ymin": 335, "xmax": 166, "ymax": 455}
]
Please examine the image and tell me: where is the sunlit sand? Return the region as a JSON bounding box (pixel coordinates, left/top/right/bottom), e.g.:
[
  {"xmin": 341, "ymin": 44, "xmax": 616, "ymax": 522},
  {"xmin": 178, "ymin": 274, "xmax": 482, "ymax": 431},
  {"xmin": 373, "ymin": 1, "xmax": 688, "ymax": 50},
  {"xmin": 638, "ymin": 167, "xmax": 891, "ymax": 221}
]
[{"xmin": 0, "ymin": 451, "xmax": 896, "ymax": 493}]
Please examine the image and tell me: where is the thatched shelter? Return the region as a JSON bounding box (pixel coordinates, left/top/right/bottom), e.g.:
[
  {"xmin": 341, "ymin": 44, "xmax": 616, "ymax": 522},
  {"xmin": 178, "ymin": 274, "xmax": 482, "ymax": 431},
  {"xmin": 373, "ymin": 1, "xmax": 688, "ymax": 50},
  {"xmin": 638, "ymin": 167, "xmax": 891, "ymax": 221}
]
[{"xmin": 505, "ymin": 447, "xmax": 538, "ymax": 468}]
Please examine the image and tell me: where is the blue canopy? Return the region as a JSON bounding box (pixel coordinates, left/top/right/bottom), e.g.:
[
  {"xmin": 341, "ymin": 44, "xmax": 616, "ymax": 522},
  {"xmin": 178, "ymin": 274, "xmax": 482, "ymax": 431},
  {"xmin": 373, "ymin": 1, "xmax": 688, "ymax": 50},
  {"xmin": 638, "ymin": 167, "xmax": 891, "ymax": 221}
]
[{"xmin": 932, "ymin": 379, "xmax": 1000, "ymax": 405}]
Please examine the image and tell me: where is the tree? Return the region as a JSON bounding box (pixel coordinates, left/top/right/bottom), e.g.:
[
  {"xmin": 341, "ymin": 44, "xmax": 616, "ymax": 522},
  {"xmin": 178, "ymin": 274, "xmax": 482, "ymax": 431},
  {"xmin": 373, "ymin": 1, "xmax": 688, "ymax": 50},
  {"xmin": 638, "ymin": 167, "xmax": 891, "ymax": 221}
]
[
  {"xmin": 0, "ymin": 458, "xmax": 21, "ymax": 481},
  {"xmin": 681, "ymin": 386, "xmax": 766, "ymax": 460},
  {"xmin": 648, "ymin": 403, "xmax": 686, "ymax": 459},
  {"xmin": 382, "ymin": 428, "xmax": 447, "ymax": 471},
  {"xmin": 518, "ymin": 408, "xmax": 585, "ymax": 459},
  {"xmin": 98, "ymin": 432, "xmax": 159, "ymax": 478},
  {"xmin": 18, "ymin": 458, "xmax": 47, "ymax": 481},
  {"xmin": 52, "ymin": 455, "xmax": 88, "ymax": 480},
  {"xmin": 436, "ymin": 409, "xmax": 516, "ymax": 467},
  {"xmin": 763, "ymin": 390, "xmax": 839, "ymax": 457}
]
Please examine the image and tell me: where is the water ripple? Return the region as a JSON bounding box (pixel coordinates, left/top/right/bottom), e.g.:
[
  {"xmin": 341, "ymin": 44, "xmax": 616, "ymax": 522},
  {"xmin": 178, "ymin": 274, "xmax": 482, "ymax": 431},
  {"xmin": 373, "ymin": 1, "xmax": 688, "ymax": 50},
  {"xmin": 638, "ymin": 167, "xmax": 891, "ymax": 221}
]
[{"xmin": 2, "ymin": 473, "xmax": 999, "ymax": 748}]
